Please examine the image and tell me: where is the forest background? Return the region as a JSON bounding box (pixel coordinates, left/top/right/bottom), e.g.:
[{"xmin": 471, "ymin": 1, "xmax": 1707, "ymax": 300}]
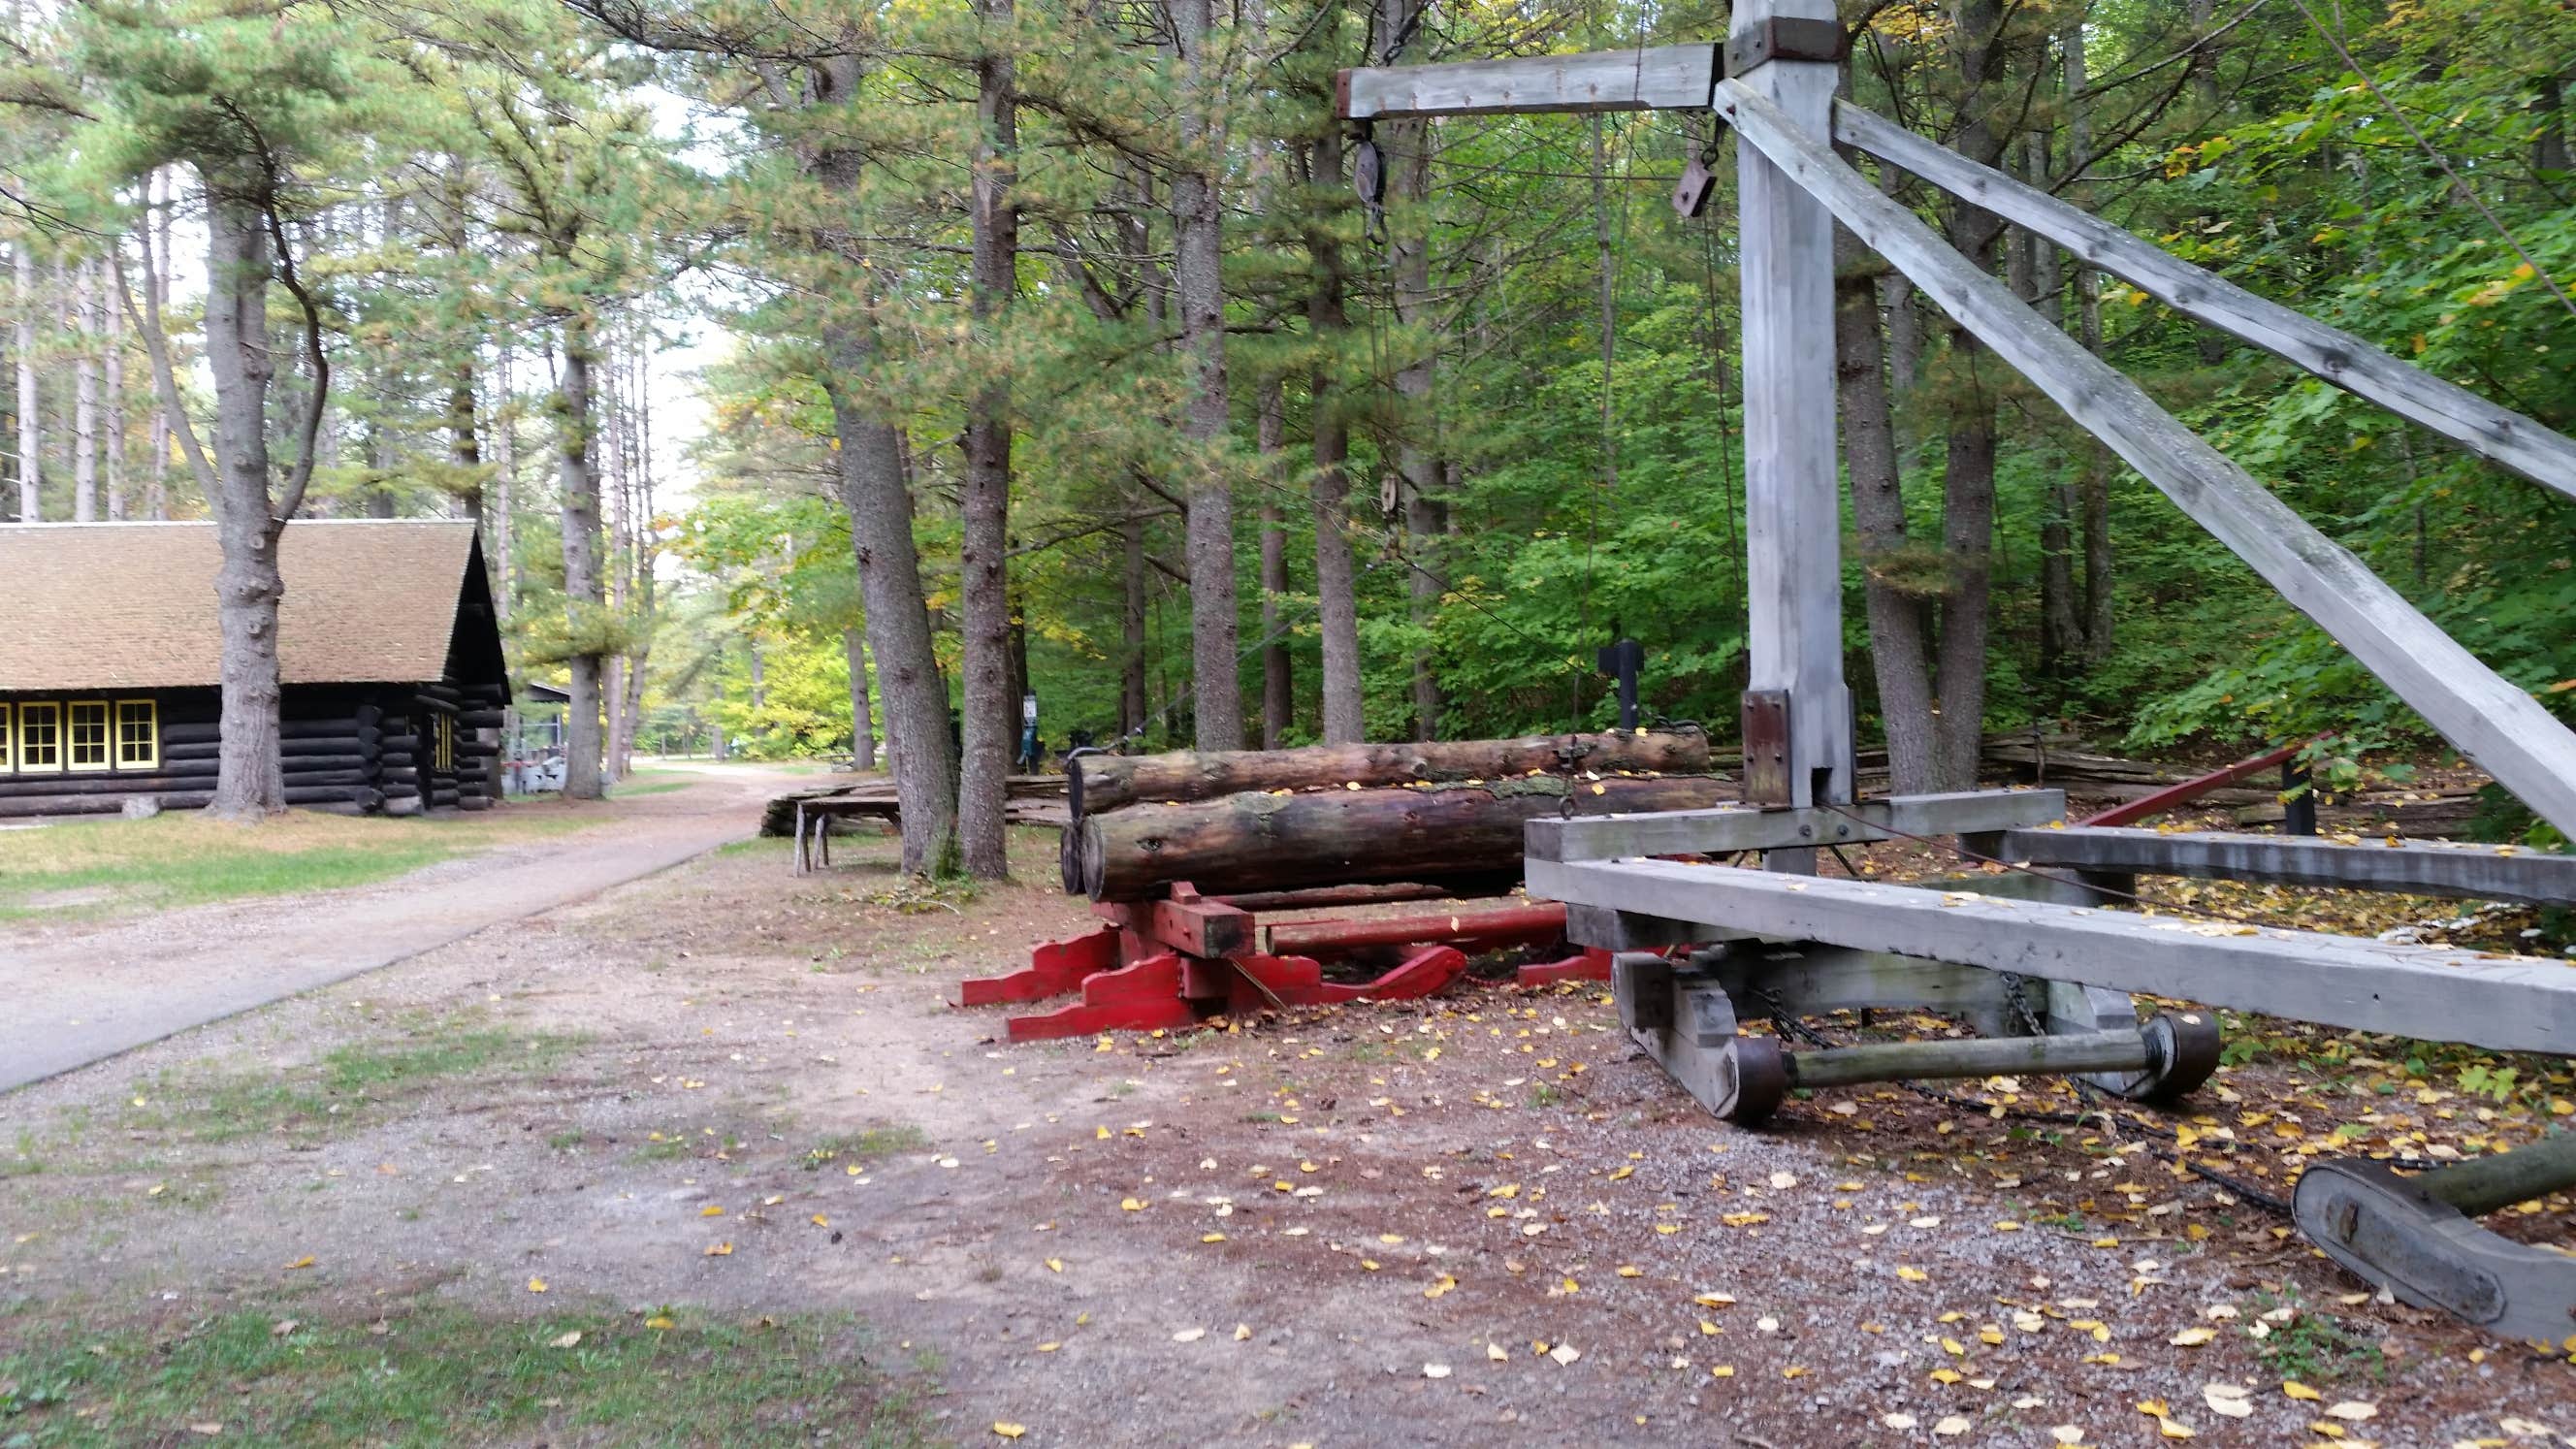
[{"xmin": 1, "ymin": 0, "xmax": 2569, "ymax": 872}]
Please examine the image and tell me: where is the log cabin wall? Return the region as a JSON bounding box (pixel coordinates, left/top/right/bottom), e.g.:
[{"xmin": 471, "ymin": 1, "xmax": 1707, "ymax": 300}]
[
  {"xmin": 0, "ymin": 522, "xmax": 515, "ymax": 821},
  {"xmin": 0, "ymin": 678, "xmax": 509, "ymax": 821}
]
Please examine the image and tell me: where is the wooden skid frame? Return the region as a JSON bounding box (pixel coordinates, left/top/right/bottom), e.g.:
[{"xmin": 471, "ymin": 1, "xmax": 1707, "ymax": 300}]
[
  {"xmin": 2001, "ymin": 825, "xmax": 2576, "ymax": 906},
  {"xmin": 1000, "ymin": 947, "xmax": 1471, "ymax": 1041},
  {"xmin": 1527, "ymin": 788, "xmax": 2065, "ymax": 862},
  {"xmin": 1533, "ymin": 856, "xmax": 2576, "ymax": 1055}
]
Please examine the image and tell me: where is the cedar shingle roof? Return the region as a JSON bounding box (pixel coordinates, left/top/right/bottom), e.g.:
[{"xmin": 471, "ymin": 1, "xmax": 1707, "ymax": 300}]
[{"xmin": 0, "ymin": 520, "xmax": 484, "ymax": 692}]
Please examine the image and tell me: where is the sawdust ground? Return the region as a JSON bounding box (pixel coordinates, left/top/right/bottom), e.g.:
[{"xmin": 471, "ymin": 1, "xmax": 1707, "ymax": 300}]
[{"xmin": 0, "ymin": 820, "xmax": 2570, "ymax": 1448}]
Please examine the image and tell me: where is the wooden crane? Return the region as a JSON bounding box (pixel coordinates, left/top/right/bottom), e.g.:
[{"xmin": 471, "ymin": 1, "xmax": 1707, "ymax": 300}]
[{"xmin": 1340, "ymin": 0, "xmax": 2576, "ymax": 1344}]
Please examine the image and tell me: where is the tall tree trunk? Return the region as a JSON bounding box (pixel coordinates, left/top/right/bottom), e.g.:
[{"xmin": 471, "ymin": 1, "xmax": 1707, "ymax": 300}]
[
  {"xmin": 2536, "ymin": 72, "xmax": 2569, "ymax": 178},
  {"xmin": 103, "ymin": 251, "xmax": 124, "ymax": 521},
  {"xmin": 616, "ymin": 338, "xmax": 654, "ymax": 776},
  {"xmin": 598, "ymin": 330, "xmax": 628, "ymax": 784},
  {"xmin": 1834, "ymin": 74, "xmax": 1940, "ymax": 796},
  {"xmin": 72, "ymin": 259, "xmax": 96, "ymax": 522},
  {"xmin": 2025, "ymin": 129, "xmax": 2079, "ymax": 678},
  {"xmin": 1932, "ymin": 0, "xmax": 2007, "ymax": 792},
  {"xmin": 556, "ymin": 308, "xmax": 606, "ymax": 801},
  {"xmin": 1121, "ymin": 515, "xmax": 1149, "ymax": 739},
  {"xmin": 807, "ymin": 47, "xmax": 960, "ymax": 873},
  {"xmin": 955, "ymin": 0, "xmax": 1019, "ymax": 877},
  {"xmin": 1170, "ymin": 0, "xmax": 1242, "ymax": 751},
  {"xmin": 844, "ymin": 628, "xmax": 877, "ymax": 770},
  {"xmin": 1255, "ymin": 376, "xmax": 1293, "ymax": 748},
  {"xmin": 2065, "ymin": 18, "xmax": 2114, "ymax": 665},
  {"xmin": 825, "ymin": 329, "xmax": 958, "ymax": 873},
  {"xmin": 1380, "ymin": 0, "xmax": 1442, "ymax": 741},
  {"xmin": 1306, "ymin": 137, "xmax": 1365, "ymax": 742},
  {"xmin": 201, "ymin": 192, "xmax": 289, "ymax": 820},
  {"xmin": 13, "ymin": 242, "xmax": 33, "ymax": 522},
  {"xmin": 149, "ymin": 170, "xmax": 174, "ymax": 519},
  {"xmin": 491, "ymin": 343, "xmax": 515, "ymax": 621}
]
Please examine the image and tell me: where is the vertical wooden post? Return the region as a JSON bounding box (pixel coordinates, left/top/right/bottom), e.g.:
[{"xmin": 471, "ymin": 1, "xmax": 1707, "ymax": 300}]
[{"xmin": 1734, "ymin": 1, "xmax": 1852, "ymax": 812}]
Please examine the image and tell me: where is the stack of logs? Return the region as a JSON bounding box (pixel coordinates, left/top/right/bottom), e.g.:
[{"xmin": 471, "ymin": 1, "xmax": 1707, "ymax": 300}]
[{"xmin": 1062, "ymin": 730, "xmax": 1727, "ymax": 901}]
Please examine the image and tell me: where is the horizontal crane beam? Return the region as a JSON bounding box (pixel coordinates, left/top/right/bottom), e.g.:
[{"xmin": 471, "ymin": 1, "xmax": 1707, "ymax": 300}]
[
  {"xmin": 2002, "ymin": 825, "xmax": 2576, "ymax": 906},
  {"xmin": 1527, "ymin": 855, "xmax": 2576, "ymax": 1055},
  {"xmin": 1337, "ymin": 46, "xmax": 1717, "ymax": 120}
]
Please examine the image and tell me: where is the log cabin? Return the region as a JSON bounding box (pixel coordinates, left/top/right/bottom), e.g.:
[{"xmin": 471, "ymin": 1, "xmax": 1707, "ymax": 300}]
[{"xmin": 0, "ymin": 520, "xmax": 509, "ymax": 819}]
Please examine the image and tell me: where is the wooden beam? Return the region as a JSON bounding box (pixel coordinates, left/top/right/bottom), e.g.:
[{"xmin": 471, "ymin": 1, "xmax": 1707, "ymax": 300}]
[
  {"xmin": 1731, "ymin": 0, "xmax": 1852, "ymax": 810},
  {"xmin": 1336, "ymin": 46, "xmax": 1718, "ymax": 120},
  {"xmin": 1526, "ymin": 856, "xmax": 2576, "ymax": 1055},
  {"xmin": 1833, "ymin": 103, "xmax": 2576, "ymax": 502},
  {"xmin": 2003, "ymin": 825, "xmax": 2576, "ymax": 906},
  {"xmin": 1526, "ymin": 788, "xmax": 2066, "ymax": 861},
  {"xmin": 1718, "ymin": 78, "xmax": 2576, "ymax": 840}
]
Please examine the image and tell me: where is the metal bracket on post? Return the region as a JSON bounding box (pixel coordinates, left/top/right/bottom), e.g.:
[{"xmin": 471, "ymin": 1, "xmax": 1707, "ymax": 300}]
[{"xmin": 1740, "ymin": 690, "xmax": 1791, "ymax": 805}]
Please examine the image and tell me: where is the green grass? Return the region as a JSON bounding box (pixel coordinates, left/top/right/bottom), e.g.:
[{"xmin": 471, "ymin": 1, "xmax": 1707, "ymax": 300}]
[
  {"xmin": 0, "ymin": 809, "xmax": 609, "ymax": 921},
  {"xmin": 608, "ymin": 780, "xmax": 692, "ymax": 796},
  {"xmin": 126, "ymin": 1026, "xmax": 582, "ymax": 1144},
  {"xmin": 0, "ymin": 1304, "xmax": 932, "ymax": 1447},
  {"xmin": 800, "ymin": 1125, "xmax": 928, "ymax": 1170}
]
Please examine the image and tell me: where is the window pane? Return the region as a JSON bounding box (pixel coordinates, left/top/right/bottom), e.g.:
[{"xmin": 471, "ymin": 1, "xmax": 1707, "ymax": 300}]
[
  {"xmin": 67, "ymin": 702, "xmax": 110, "ymax": 769},
  {"xmin": 115, "ymin": 701, "xmax": 157, "ymax": 769},
  {"xmin": 19, "ymin": 704, "xmax": 58, "ymax": 769}
]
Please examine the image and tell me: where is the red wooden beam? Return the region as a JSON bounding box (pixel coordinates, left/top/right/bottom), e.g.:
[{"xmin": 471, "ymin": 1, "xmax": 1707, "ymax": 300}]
[
  {"xmin": 1263, "ymin": 904, "xmax": 1568, "ymax": 958},
  {"xmin": 2077, "ymin": 738, "xmax": 2311, "ymax": 828}
]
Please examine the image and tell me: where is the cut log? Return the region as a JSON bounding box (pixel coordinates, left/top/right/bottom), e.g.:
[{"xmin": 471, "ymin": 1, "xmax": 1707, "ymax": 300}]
[
  {"xmin": 1068, "ymin": 731, "xmax": 1713, "ymax": 821},
  {"xmin": 1076, "ymin": 774, "xmax": 1738, "ymax": 901}
]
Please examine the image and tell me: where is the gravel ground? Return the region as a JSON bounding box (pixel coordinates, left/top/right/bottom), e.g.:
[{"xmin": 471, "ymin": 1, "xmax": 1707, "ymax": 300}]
[{"xmin": 0, "ymin": 812, "xmax": 2570, "ymax": 1448}]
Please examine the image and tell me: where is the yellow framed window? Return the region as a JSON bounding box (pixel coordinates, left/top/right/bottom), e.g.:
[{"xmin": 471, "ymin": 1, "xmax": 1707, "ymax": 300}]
[
  {"xmin": 66, "ymin": 700, "xmax": 111, "ymax": 772},
  {"xmin": 115, "ymin": 699, "xmax": 158, "ymax": 770},
  {"xmin": 17, "ymin": 701, "xmax": 60, "ymax": 773},
  {"xmin": 434, "ymin": 714, "xmax": 457, "ymax": 773},
  {"xmin": 0, "ymin": 703, "xmax": 12, "ymax": 773}
]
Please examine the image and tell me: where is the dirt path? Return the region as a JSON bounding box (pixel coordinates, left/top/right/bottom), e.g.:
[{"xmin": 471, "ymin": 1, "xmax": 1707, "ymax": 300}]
[
  {"xmin": 2, "ymin": 823, "xmax": 2569, "ymax": 1447},
  {"xmin": 0, "ymin": 767, "xmax": 772, "ymax": 1092}
]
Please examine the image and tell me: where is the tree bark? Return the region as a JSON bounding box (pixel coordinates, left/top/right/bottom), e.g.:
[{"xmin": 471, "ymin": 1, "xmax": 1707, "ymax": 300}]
[
  {"xmin": 1069, "ymin": 728, "xmax": 1714, "ymax": 819},
  {"xmin": 201, "ymin": 191, "xmax": 289, "ymax": 819},
  {"xmin": 490, "ymin": 343, "xmax": 515, "ymax": 622},
  {"xmin": 1932, "ymin": 0, "xmax": 2007, "ymax": 792},
  {"xmin": 1078, "ymin": 774, "xmax": 1736, "ymax": 901},
  {"xmin": 555, "ymin": 308, "xmax": 606, "ymax": 801},
  {"xmin": 1380, "ymin": 0, "xmax": 1443, "ymax": 741},
  {"xmin": 1256, "ymin": 376, "xmax": 1293, "ymax": 748},
  {"xmin": 73, "ymin": 259, "xmax": 97, "ymax": 522},
  {"xmin": 844, "ymin": 628, "xmax": 877, "ymax": 770},
  {"xmin": 1306, "ymin": 138, "xmax": 1365, "ymax": 743},
  {"xmin": 2064, "ymin": 18, "xmax": 2114, "ymax": 665},
  {"xmin": 824, "ymin": 312, "xmax": 958, "ymax": 874},
  {"xmin": 14, "ymin": 242, "xmax": 35, "ymax": 523},
  {"xmin": 103, "ymin": 251, "xmax": 124, "ymax": 521},
  {"xmin": 1121, "ymin": 513, "xmax": 1150, "ymax": 740},
  {"xmin": 1169, "ymin": 0, "xmax": 1242, "ymax": 752},
  {"xmin": 1833, "ymin": 75, "xmax": 1939, "ymax": 797},
  {"xmin": 955, "ymin": 0, "xmax": 1019, "ymax": 877}
]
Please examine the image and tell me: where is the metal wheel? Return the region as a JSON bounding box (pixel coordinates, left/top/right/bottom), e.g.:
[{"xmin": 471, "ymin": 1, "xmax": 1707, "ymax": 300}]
[
  {"xmin": 2131, "ymin": 1010, "xmax": 2222, "ymax": 1106},
  {"xmin": 1713, "ymin": 1037, "xmax": 1789, "ymax": 1126}
]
